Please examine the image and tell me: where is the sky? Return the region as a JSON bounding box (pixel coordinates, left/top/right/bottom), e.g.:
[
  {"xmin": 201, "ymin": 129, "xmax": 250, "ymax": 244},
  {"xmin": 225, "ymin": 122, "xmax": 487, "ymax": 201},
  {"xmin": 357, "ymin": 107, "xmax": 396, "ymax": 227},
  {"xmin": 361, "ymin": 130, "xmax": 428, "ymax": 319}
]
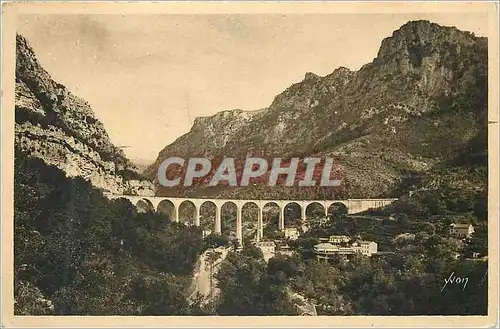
[{"xmin": 17, "ymin": 13, "xmax": 488, "ymax": 163}]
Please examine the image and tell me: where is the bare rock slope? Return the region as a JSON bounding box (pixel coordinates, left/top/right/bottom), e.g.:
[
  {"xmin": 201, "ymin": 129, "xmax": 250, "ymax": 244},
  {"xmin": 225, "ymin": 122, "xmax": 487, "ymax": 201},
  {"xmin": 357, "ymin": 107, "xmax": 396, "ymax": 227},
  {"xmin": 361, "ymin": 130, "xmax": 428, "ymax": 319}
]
[
  {"xmin": 146, "ymin": 20, "xmax": 487, "ymax": 199},
  {"xmin": 15, "ymin": 34, "xmax": 154, "ymax": 196}
]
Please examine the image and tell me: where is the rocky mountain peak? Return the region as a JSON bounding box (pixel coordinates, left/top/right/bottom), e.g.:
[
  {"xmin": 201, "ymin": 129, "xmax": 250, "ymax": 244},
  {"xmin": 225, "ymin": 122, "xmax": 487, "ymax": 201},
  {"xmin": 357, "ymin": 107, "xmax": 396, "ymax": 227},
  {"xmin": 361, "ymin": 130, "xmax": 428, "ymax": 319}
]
[
  {"xmin": 147, "ymin": 21, "xmax": 487, "ymax": 200},
  {"xmin": 15, "ymin": 34, "xmax": 154, "ymax": 196},
  {"xmin": 375, "ymin": 20, "xmax": 479, "ymax": 68},
  {"xmin": 330, "ymin": 66, "xmax": 352, "ymax": 76},
  {"xmin": 304, "ymin": 72, "xmax": 320, "ymax": 81}
]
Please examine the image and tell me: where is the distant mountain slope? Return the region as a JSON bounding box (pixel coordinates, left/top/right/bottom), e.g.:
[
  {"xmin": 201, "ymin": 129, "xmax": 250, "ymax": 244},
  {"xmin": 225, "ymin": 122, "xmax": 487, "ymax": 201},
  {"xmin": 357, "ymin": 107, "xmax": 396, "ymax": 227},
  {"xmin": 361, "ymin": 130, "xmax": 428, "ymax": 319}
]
[
  {"xmin": 15, "ymin": 34, "xmax": 154, "ymax": 195},
  {"xmin": 145, "ymin": 20, "xmax": 487, "ymax": 199}
]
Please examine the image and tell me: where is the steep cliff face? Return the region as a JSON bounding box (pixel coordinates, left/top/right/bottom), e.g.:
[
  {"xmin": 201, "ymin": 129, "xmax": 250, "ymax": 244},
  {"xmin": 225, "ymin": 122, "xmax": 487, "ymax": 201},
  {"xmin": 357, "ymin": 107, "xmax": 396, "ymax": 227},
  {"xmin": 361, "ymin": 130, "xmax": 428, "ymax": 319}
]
[
  {"xmin": 146, "ymin": 20, "xmax": 487, "ymax": 199},
  {"xmin": 15, "ymin": 34, "xmax": 154, "ymax": 196}
]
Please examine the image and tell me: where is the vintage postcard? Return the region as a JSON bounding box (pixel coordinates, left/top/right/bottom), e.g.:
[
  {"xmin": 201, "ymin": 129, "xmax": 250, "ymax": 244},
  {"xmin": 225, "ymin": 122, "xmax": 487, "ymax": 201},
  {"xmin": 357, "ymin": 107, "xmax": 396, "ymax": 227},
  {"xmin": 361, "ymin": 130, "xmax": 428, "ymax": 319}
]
[{"xmin": 1, "ymin": 1, "xmax": 498, "ymax": 327}]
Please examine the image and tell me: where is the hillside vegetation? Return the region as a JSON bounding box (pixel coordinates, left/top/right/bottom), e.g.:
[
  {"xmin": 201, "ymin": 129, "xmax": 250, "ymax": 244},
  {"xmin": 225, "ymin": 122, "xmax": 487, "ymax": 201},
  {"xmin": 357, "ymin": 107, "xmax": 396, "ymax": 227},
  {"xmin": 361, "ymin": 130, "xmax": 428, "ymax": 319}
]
[
  {"xmin": 14, "ymin": 150, "xmax": 205, "ymax": 315},
  {"xmin": 146, "ymin": 20, "xmax": 487, "ymax": 201}
]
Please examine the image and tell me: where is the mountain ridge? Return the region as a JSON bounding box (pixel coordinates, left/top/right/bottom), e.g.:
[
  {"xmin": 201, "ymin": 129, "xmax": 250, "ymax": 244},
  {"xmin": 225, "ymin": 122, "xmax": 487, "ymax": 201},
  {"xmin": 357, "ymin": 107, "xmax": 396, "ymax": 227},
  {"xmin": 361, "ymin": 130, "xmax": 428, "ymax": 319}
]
[
  {"xmin": 15, "ymin": 34, "xmax": 155, "ymax": 196},
  {"xmin": 145, "ymin": 20, "xmax": 487, "ymax": 200}
]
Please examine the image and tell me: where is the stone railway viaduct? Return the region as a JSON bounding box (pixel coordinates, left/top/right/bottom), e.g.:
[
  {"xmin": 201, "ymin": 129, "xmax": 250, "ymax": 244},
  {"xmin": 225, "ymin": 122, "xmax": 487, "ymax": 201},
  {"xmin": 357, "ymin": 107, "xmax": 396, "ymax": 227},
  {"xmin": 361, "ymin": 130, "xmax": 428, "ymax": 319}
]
[{"xmin": 105, "ymin": 193, "xmax": 398, "ymax": 244}]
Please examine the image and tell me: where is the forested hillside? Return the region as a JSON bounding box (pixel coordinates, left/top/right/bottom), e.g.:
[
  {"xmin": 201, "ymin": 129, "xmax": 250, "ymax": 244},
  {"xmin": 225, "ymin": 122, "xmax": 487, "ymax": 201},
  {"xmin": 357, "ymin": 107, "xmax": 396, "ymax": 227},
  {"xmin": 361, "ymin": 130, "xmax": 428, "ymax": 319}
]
[
  {"xmin": 214, "ymin": 187, "xmax": 488, "ymax": 315},
  {"xmin": 14, "ymin": 150, "xmax": 205, "ymax": 315},
  {"xmin": 13, "ymin": 18, "xmax": 490, "ymax": 317}
]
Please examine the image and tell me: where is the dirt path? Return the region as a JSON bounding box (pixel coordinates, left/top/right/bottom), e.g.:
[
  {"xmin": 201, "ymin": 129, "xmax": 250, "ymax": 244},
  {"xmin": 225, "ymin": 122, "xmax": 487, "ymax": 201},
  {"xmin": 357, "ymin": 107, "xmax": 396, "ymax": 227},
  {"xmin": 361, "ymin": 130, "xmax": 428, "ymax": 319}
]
[{"xmin": 189, "ymin": 247, "xmax": 229, "ymax": 305}]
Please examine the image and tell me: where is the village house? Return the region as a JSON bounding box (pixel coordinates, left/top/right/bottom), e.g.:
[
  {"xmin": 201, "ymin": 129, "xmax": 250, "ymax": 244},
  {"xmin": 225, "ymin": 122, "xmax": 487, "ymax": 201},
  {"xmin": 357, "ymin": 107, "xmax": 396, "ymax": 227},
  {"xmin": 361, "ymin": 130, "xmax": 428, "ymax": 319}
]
[
  {"xmin": 328, "ymin": 235, "xmax": 351, "ymax": 244},
  {"xmin": 256, "ymin": 241, "xmax": 276, "ymax": 262},
  {"xmin": 313, "ymin": 240, "xmax": 378, "ymax": 261},
  {"xmin": 449, "ymin": 223, "xmax": 475, "ymax": 238},
  {"xmin": 277, "ymin": 243, "xmax": 294, "ymax": 257},
  {"xmin": 284, "ymin": 227, "xmax": 300, "ymax": 240},
  {"xmin": 319, "ymin": 235, "xmax": 351, "ymax": 245},
  {"xmin": 314, "ymin": 243, "xmax": 343, "ymax": 261},
  {"xmin": 353, "ymin": 241, "xmax": 378, "ymax": 257}
]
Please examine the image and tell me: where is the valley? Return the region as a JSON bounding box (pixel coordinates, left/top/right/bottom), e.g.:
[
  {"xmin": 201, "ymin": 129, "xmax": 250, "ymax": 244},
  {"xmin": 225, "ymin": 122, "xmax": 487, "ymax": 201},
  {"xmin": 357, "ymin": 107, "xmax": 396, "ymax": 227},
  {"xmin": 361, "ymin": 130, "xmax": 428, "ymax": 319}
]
[{"xmin": 12, "ymin": 18, "xmax": 489, "ymax": 317}]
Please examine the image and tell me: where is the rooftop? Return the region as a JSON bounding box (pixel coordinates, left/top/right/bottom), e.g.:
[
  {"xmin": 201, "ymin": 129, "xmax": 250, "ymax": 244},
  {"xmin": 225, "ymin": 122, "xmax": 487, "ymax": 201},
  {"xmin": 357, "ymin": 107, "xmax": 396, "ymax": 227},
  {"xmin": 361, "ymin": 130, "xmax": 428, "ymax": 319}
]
[
  {"xmin": 450, "ymin": 223, "xmax": 473, "ymax": 228},
  {"xmin": 314, "ymin": 242, "xmax": 338, "ymax": 249}
]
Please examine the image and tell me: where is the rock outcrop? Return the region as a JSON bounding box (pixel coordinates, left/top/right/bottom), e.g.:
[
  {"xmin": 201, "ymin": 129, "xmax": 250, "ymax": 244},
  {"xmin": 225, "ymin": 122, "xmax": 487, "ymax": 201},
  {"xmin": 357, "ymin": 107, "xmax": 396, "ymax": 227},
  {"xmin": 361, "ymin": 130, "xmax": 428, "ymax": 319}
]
[
  {"xmin": 145, "ymin": 20, "xmax": 487, "ymax": 199},
  {"xmin": 15, "ymin": 34, "xmax": 154, "ymax": 196}
]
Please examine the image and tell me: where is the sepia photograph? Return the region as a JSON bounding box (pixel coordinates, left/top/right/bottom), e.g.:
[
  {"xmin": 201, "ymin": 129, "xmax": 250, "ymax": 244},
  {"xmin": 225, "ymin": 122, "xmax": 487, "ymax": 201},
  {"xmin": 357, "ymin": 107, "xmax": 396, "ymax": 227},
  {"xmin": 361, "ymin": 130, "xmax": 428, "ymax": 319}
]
[{"xmin": 1, "ymin": 1, "xmax": 498, "ymax": 327}]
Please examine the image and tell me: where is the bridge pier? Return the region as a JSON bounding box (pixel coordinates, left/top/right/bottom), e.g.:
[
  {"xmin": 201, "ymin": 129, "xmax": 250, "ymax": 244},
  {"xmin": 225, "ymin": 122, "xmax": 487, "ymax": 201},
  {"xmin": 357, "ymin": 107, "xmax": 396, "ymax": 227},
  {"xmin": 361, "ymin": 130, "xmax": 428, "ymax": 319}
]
[
  {"xmin": 215, "ymin": 206, "xmax": 221, "ymax": 234},
  {"xmin": 257, "ymin": 209, "xmax": 263, "ymax": 242},
  {"xmin": 105, "ymin": 194, "xmax": 398, "ymax": 247},
  {"xmin": 279, "ymin": 207, "xmax": 285, "ymax": 231},
  {"xmin": 174, "ymin": 204, "xmax": 179, "ymax": 222},
  {"xmin": 236, "ymin": 206, "xmax": 242, "ymax": 245},
  {"xmin": 195, "ymin": 206, "xmax": 201, "ymax": 227}
]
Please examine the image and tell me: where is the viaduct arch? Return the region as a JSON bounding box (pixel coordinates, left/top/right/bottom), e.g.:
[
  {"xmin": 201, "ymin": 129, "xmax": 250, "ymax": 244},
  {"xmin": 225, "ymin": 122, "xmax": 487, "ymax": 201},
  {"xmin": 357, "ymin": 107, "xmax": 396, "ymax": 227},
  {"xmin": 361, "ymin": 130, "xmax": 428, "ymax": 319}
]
[{"xmin": 105, "ymin": 193, "xmax": 397, "ymax": 245}]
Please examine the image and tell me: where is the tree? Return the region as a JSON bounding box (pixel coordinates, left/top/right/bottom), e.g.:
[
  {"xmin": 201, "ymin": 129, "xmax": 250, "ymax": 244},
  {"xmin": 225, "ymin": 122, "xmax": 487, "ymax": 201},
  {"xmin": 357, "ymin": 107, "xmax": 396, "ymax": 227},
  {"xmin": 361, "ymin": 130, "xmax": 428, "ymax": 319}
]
[
  {"xmin": 14, "ymin": 150, "xmax": 205, "ymax": 315},
  {"xmin": 203, "ymin": 233, "xmax": 229, "ymax": 250}
]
